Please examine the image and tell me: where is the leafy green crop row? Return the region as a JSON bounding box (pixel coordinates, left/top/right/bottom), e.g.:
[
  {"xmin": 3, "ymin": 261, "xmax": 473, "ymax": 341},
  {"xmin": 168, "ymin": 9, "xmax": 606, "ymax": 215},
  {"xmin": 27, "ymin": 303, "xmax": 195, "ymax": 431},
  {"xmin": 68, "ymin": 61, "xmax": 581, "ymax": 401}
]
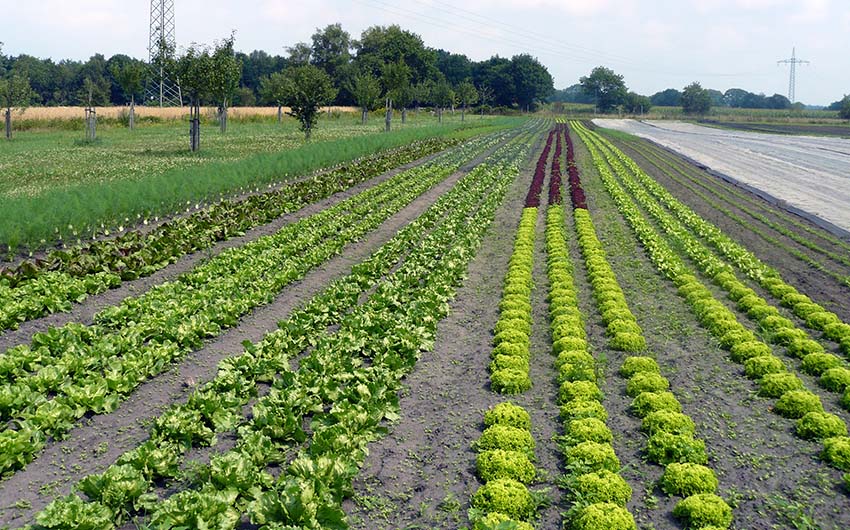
[
  {"xmin": 585, "ymin": 130, "xmax": 850, "ymax": 415},
  {"xmin": 543, "ymin": 197, "xmax": 638, "ymax": 530},
  {"xmin": 470, "ymin": 402, "xmax": 538, "ymax": 528},
  {"xmin": 0, "ymin": 137, "xmax": 461, "ymax": 332},
  {"xmin": 490, "ymin": 207, "xmax": 537, "ymax": 395},
  {"xmin": 620, "ymin": 139, "xmax": 850, "ymax": 286},
  {"xmin": 595, "ymin": 133, "xmax": 850, "ymax": 354},
  {"xmin": 572, "ymin": 121, "xmax": 850, "ymax": 491},
  {"xmin": 26, "ymin": 122, "xmax": 544, "ymax": 529},
  {"xmin": 0, "ymin": 131, "xmax": 511, "ymax": 479}
]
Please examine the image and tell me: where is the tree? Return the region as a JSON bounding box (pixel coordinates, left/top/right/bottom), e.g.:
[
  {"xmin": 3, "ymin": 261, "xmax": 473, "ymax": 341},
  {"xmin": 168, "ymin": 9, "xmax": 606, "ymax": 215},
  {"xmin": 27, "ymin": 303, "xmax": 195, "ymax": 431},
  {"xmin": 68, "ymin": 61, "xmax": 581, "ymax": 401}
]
[
  {"xmin": 355, "ymin": 25, "xmax": 437, "ymax": 84},
  {"xmin": 472, "ymin": 56, "xmax": 514, "ymax": 107},
  {"xmin": 477, "ymin": 83, "xmax": 493, "ymax": 116},
  {"xmin": 381, "ymin": 59, "xmax": 411, "ymax": 130},
  {"xmin": 456, "ymin": 80, "xmax": 478, "ymax": 121},
  {"xmin": 510, "ymin": 54, "xmax": 553, "ymax": 111},
  {"xmin": 109, "ymin": 61, "xmax": 145, "ymax": 129},
  {"xmin": 286, "ymin": 42, "xmax": 312, "ymax": 65},
  {"xmin": 1, "ymin": 73, "xmax": 32, "ymax": 140},
  {"xmin": 208, "ymin": 34, "xmax": 243, "ymax": 134},
  {"xmin": 311, "ymin": 23, "xmax": 351, "ymax": 101},
  {"xmin": 436, "ymin": 50, "xmax": 472, "ymax": 86},
  {"xmin": 650, "ymin": 88, "xmax": 681, "ymax": 107},
  {"xmin": 260, "ymin": 72, "xmax": 288, "ymax": 123},
  {"xmin": 412, "ymin": 79, "xmax": 433, "ymax": 114},
  {"xmin": 281, "ymin": 64, "xmax": 337, "ymax": 140},
  {"xmin": 580, "ymin": 66, "xmax": 627, "ymax": 113},
  {"xmin": 839, "ymin": 96, "xmax": 850, "ymax": 121},
  {"xmin": 431, "ymin": 80, "xmax": 454, "ymax": 123},
  {"xmin": 681, "ymin": 82, "xmax": 712, "ymax": 115},
  {"xmin": 347, "ymin": 71, "xmax": 381, "ymax": 124},
  {"xmin": 624, "ymin": 92, "xmax": 651, "ymax": 114},
  {"xmin": 176, "ymin": 43, "xmax": 215, "ymax": 151},
  {"xmin": 549, "ymin": 84, "xmax": 595, "ymax": 104}
]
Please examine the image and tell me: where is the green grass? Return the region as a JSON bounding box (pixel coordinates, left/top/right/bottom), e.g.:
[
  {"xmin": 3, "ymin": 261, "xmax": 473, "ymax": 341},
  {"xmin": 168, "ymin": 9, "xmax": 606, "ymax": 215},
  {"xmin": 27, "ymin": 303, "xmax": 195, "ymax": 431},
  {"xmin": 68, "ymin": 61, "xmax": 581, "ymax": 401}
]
[{"xmin": 0, "ymin": 113, "xmax": 522, "ymax": 252}]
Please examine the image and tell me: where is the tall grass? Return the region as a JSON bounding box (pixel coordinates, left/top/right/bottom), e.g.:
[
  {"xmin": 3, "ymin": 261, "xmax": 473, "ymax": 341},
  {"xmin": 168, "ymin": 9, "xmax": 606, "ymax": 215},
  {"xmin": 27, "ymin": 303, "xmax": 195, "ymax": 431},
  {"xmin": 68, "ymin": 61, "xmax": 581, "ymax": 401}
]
[{"xmin": 0, "ymin": 116, "xmax": 521, "ymax": 252}]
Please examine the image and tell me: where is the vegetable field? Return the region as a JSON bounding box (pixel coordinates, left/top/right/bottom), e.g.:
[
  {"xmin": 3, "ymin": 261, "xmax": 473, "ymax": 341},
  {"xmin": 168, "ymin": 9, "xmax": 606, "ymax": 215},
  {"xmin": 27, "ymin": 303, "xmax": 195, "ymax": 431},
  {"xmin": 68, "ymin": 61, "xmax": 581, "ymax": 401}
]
[{"xmin": 1, "ymin": 117, "xmax": 849, "ymax": 530}]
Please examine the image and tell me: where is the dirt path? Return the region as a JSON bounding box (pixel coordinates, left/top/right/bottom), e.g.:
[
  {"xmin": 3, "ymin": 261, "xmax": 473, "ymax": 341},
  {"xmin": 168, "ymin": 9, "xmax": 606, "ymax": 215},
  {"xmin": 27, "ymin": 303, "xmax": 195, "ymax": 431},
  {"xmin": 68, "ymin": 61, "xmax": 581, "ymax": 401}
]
[
  {"xmin": 344, "ymin": 136, "xmax": 546, "ymax": 530},
  {"xmin": 574, "ymin": 134, "xmax": 850, "ymax": 530},
  {"xmin": 0, "ymin": 149, "xmax": 447, "ymax": 352},
  {"xmin": 0, "ymin": 144, "xmax": 500, "ymax": 527},
  {"xmin": 594, "ymin": 119, "xmax": 850, "ymax": 238}
]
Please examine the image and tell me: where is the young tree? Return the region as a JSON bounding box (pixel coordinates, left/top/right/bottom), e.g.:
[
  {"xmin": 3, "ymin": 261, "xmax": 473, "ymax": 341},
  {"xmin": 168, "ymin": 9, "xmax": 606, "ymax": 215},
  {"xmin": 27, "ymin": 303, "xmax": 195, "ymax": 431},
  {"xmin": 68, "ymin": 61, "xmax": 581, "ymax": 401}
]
[
  {"xmin": 456, "ymin": 80, "xmax": 478, "ymax": 122},
  {"xmin": 109, "ymin": 61, "xmax": 145, "ymax": 129},
  {"xmin": 259, "ymin": 71, "xmax": 288, "ymax": 123},
  {"xmin": 681, "ymin": 81, "xmax": 712, "ymax": 115},
  {"xmin": 176, "ymin": 44, "xmax": 215, "ymax": 151},
  {"xmin": 281, "ymin": 64, "xmax": 337, "ymax": 140},
  {"xmin": 208, "ymin": 35, "xmax": 242, "ymax": 134},
  {"xmin": 624, "ymin": 92, "xmax": 652, "ymax": 115},
  {"xmin": 347, "ymin": 72, "xmax": 381, "ymax": 124},
  {"xmin": 580, "ymin": 66, "xmax": 627, "ymax": 113},
  {"xmin": 1, "ymin": 73, "xmax": 32, "ymax": 140},
  {"xmin": 381, "ymin": 59, "xmax": 411, "ymax": 131},
  {"xmin": 431, "ymin": 80, "xmax": 454, "ymax": 123},
  {"xmin": 477, "ymin": 83, "xmax": 493, "ymax": 117},
  {"xmin": 412, "ymin": 79, "xmax": 433, "ymax": 114}
]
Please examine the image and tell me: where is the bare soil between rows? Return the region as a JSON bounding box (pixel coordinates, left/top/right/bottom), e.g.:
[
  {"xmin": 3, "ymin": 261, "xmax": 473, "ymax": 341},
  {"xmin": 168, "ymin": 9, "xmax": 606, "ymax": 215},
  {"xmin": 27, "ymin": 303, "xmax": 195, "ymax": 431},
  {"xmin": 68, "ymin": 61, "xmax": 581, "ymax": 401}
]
[{"xmin": 0, "ymin": 143, "xmax": 495, "ymax": 527}]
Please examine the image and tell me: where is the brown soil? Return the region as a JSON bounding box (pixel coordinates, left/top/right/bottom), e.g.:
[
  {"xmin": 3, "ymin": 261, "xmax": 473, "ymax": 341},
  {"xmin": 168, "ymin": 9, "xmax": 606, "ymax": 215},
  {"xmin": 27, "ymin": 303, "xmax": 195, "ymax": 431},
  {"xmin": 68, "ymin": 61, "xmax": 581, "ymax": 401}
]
[
  {"xmin": 573, "ymin": 135, "xmax": 850, "ymax": 530},
  {"xmin": 0, "ymin": 146, "xmax": 492, "ymax": 527}
]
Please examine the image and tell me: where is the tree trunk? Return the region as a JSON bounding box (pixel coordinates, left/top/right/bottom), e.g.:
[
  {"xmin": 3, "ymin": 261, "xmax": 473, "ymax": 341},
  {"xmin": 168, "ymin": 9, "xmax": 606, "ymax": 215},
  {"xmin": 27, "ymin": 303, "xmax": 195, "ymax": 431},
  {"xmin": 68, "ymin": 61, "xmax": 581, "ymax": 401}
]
[
  {"xmin": 438, "ymin": 107, "xmax": 443, "ymax": 124},
  {"xmin": 129, "ymin": 97, "xmax": 135, "ymax": 131},
  {"xmin": 85, "ymin": 108, "xmax": 97, "ymax": 141},
  {"xmin": 385, "ymin": 98, "xmax": 391, "ymax": 132},
  {"xmin": 401, "ymin": 107, "xmax": 406, "ymax": 124},
  {"xmin": 190, "ymin": 102, "xmax": 201, "ymax": 152},
  {"xmin": 305, "ymin": 125, "xmax": 312, "ymax": 142},
  {"xmin": 220, "ymin": 105, "xmax": 228, "ymax": 134},
  {"xmin": 461, "ymin": 105, "xmax": 465, "ymax": 122},
  {"xmin": 277, "ymin": 105, "xmax": 282, "ymax": 124},
  {"xmin": 4, "ymin": 108, "xmax": 10, "ymax": 140},
  {"xmin": 361, "ymin": 108, "xmax": 368, "ymax": 124}
]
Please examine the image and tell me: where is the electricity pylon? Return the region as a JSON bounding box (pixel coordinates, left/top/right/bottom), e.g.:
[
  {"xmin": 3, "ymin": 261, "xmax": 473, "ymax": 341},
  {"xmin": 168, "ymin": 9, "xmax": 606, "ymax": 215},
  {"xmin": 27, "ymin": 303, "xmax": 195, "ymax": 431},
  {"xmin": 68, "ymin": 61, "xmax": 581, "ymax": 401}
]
[{"xmin": 146, "ymin": 0, "xmax": 182, "ymax": 107}]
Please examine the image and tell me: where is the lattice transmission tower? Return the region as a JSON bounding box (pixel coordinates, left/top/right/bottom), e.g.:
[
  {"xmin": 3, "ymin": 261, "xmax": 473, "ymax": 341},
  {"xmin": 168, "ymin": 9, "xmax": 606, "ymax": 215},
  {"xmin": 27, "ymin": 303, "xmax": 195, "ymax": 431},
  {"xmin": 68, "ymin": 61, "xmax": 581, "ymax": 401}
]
[
  {"xmin": 146, "ymin": 0, "xmax": 182, "ymax": 106},
  {"xmin": 777, "ymin": 47, "xmax": 809, "ymax": 103}
]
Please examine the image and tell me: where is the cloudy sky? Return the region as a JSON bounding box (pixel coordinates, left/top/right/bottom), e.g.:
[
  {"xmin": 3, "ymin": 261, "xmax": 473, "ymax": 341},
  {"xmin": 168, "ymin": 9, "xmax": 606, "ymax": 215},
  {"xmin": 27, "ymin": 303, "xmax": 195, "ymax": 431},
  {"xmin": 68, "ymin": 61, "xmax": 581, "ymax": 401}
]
[{"xmin": 3, "ymin": 0, "xmax": 849, "ymax": 105}]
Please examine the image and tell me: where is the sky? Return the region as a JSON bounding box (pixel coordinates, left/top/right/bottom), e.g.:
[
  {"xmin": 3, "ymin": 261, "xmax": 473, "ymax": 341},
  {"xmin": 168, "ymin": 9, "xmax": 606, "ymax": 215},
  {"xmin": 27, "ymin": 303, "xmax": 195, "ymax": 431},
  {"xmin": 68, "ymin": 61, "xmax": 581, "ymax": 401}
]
[{"xmin": 2, "ymin": 0, "xmax": 849, "ymax": 105}]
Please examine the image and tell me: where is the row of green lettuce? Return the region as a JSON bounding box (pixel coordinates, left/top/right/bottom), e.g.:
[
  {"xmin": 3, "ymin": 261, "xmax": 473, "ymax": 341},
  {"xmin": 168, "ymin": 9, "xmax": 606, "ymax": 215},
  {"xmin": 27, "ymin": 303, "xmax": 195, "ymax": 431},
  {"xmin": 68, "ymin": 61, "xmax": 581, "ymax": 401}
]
[
  {"xmin": 0, "ymin": 130, "xmax": 514, "ymax": 480},
  {"xmin": 574, "ymin": 121, "xmax": 850, "ymax": 492},
  {"xmin": 25, "ymin": 122, "xmax": 544, "ymax": 529},
  {"xmin": 0, "ymin": 136, "xmax": 463, "ymax": 332}
]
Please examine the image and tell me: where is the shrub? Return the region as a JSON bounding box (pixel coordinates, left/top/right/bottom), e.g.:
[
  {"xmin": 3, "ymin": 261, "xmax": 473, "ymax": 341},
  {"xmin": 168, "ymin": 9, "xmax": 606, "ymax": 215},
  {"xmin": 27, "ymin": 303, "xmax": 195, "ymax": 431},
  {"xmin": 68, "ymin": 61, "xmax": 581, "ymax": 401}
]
[
  {"xmin": 729, "ymin": 341, "xmax": 772, "ymax": 363},
  {"xmin": 564, "ymin": 441, "xmax": 621, "ymax": 475},
  {"xmin": 821, "ymin": 367, "xmax": 850, "ymax": 392},
  {"xmin": 473, "ymin": 512, "xmax": 534, "ymax": 530},
  {"xmin": 472, "ymin": 479, "xmax": 535, "ymax": 521},
  {"xmin": 485, "ymin": 402, "xmax": 531, "ymax": 431},
  {"xmin": 559, "ymin": 363, "xmax": 597, "ymax": 384},
  {"xmin": 556, "ymin": 350, "xmax": 596, "ymax": 370},
  {"xmin": 476, "ymin": 425, "xmax": 536, "ymax": 455},
  {"xmin": 717, "ymin": 328, "xmax": 755, "ymax": 349},
  {"xmin": 619, "ymin": 356, "xmax": 660, "ymax": 378},
  {"xmin": 757, "ymin": 372, "xmax": 804, "ymax": 398},
  {"xmin": 560, "ymin": 381, "xmax": 603, "ymax": 404},
  {"xmin": 626, "ymin": 372, "xmax": 669, "ymax": 397},
  {"xmin": 630, "ymin": 391, "xmax": 681, "ymax": 418},
  {"xmin": 796, "ymin": 412, "xmax": 848, "ymax": 440},
  {"xmin": 673, "ymin": 494, "xmax": 733, "ymax": 529},
  {"xmin": 476, "ymin": 449, "xmax": 536, "ymax": 484},
  {"xmin": 801, "ymin": 353, "xmax": 841, "ymax": 376},
  {"xmin": 608, "ymin": 332, "xmax": 647, "ymax": 352},
  {"xmin": 646, "ymin": 432, "xmax": 708, "ymax": 465},
  {"xmin": 787, "ymin": 338, "xmax": 825, "ymax": 359},
  {"xmin": 554, "ymin": 337, "xmax": 589, "ymax": 355},
  {"xmin": 659, "ymin": 463, "xmax": 718, "ymax": 496},
  {"xmin": 563, "ymin": 470, "xmax": 632, "ymax": 506},
  {"xmin": 569, "ymin": 502, "xmax": 637, "ymax": 530},
  {"xmin": 760, "ymin": 315, "xmax": 794, "ymax": 332},
  {"xmin": 562, "ymin": 418, "xmax": 613, "ymax": 446},
  {"xmin": 774, "ymin": 390, "xmax": 824, "ymax": 419},
  {"xmin": 822, "ymin": 436, "xmax": 850, "ymax": 471},
  {"xmin": 492, "ymin": 369, "xmax": 532, "ymax": 395},
  {"xmin": 642, "ymin": 410, "xmax": 696, "ymax": 436},
  {"xmin": 806, "ymin": 311, "xmax": 840, "ymax": 330},
  {"xmin": 773, "ymin": 327, "xmax": 808, "ymax": 345},
  {"xmin": 491, "ymin": 355, "xmax": 529, "ymax": 373},
  {"xmin": 743, "ymin": 355, "xmax": 786, "ymax": 379},
  {"xmin": 560, "ymin": 400, "xmax": 608, "ymax": 423}
]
